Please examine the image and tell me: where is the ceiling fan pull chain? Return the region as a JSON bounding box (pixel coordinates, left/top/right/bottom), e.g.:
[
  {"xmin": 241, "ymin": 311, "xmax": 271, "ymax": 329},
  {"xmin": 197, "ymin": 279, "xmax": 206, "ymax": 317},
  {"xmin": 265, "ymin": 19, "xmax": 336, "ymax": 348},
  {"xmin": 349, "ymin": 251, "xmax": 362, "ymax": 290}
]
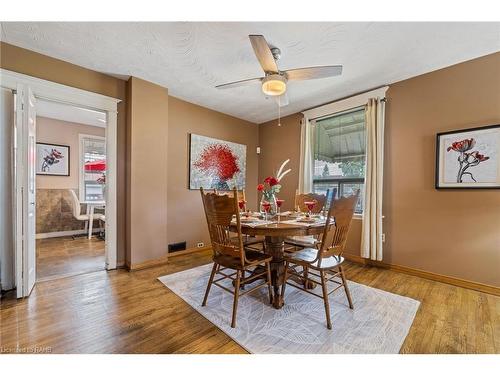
[{"xmin": 278, "ymin": 96, "xmax": 281, "ymax": 126}]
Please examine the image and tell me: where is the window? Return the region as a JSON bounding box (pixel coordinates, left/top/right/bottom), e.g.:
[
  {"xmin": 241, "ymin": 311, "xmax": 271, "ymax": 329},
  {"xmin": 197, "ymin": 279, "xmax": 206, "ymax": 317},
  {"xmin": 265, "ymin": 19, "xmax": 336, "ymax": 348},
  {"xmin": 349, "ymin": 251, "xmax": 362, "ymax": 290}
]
[
  {"xmin": 79, "ymin": 134, "xmax": 106, "ymax": 202},
  {"xmin": 312, "ymin": 108, "xmax": 365, "ymax": 213}
]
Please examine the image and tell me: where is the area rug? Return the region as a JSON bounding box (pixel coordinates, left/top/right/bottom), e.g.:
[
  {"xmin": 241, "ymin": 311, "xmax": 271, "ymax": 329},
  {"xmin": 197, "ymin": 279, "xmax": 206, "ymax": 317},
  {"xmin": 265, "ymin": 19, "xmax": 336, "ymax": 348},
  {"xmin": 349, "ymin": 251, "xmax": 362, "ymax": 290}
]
[{"xmin": 158, "ymin": 264, "xmax": 420, "ymax": 354}]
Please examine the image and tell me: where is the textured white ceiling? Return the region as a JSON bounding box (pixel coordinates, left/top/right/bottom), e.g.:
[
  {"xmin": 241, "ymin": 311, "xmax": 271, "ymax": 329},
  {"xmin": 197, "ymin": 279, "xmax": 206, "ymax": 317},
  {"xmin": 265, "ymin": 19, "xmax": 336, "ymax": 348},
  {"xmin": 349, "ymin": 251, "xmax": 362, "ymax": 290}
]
[{"xmin": 1, "ymin": 22, "xmax": 499, "ymax": 123}]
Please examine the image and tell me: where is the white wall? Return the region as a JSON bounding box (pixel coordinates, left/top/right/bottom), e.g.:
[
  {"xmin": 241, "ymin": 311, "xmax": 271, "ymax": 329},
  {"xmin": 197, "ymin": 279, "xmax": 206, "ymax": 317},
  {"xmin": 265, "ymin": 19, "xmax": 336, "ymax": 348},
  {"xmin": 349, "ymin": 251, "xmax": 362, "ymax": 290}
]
[{"xmin": 0, "ymin": 87, "xmax": 14, "ymax": 291}]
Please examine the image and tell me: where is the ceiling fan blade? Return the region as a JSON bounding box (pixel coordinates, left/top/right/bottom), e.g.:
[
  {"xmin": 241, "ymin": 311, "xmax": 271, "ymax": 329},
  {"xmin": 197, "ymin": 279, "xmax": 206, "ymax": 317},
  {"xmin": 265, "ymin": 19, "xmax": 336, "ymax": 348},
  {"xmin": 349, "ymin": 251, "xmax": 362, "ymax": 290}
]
[
  {"xmin": 215, "ymin": 77, "xmax": 262, "ymax": 89},
  {"xmin": 285, "ymin": 65, "xmax": 343, "ymax": 81},
  {"xmin": 275, "ymin": 93, "xmax": 289, "ymax": 107},
  {"xmin": 249, "ymin": 35, "xmax": 279, "ymax": 74}
]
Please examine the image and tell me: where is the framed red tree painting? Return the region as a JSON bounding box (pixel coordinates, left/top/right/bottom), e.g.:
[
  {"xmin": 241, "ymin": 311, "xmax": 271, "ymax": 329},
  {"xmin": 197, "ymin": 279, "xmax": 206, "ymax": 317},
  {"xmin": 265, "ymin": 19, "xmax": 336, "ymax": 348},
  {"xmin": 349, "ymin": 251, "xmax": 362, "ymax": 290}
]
[
  {"xmin": 189, "ymin": 134, "xmax": 246, "ymax": 190},
  {"xmin": 435, "ymin": 124, "xmax": 500, "ymax": 189}
]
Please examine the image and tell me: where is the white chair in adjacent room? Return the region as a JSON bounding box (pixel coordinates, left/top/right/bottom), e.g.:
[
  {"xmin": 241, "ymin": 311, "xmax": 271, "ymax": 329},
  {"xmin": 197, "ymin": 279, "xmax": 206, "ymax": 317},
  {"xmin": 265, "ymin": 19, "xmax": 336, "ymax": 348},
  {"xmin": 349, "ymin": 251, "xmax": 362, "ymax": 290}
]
[
  {"xmin": 69, "ymin": 189, "xmax": 105, "ymax": 238},
  {"xmin": 69, "ymin": 189, "xmax": 90, "ymax": 224}
]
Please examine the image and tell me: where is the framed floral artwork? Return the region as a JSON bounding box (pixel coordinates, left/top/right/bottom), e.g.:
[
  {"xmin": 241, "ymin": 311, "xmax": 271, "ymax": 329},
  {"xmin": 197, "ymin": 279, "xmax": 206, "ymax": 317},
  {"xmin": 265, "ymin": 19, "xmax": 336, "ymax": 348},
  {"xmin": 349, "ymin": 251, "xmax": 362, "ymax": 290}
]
[
  {"xmin": 36, "ymin": 142, "xmax": 70, "ymax": 176},
  {"xmin": 189, "ymin": 134, "xmax": 246, "ymax": 190},
  {"xmin": 435, "ymin": 124, "xmax": 500, "ymax": 189}
]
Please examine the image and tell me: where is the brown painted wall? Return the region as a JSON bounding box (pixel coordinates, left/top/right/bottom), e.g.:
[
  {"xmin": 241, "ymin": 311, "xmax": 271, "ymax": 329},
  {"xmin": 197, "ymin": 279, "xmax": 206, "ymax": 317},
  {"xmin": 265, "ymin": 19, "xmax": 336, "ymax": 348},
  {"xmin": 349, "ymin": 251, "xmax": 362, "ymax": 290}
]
[
  {"xmin": 259, "ymin": 52, "xmax": 500, "ymax": 287},
  {"xmin": 167, "ymin": 96, "xmax": 259, "ymax": 250},
  {"xmin": 383, "ymin": 52, "xmax": 500, "ymax": 286},
  {"xmin": 126, "ymin": 77, "xmax": 169, "ymax": 265},
  {"xmin": 0, "ymin": 42, "xmax": 127, "ymax": 264},
  {"xmin": 258, "ymin": 114, "xmax": 302, "ymax": 212},
  {"xmin": 3, "ymin": 42, "xmax": 498, "ymax": 285}
]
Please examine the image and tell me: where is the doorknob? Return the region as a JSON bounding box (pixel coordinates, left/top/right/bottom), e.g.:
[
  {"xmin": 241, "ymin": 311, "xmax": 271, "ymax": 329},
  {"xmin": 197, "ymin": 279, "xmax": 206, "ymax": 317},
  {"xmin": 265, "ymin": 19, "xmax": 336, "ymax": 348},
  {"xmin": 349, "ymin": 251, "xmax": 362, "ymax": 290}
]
[{"xmin": 30, "ymin": 202, "xmax": 35, "ymax": 205}]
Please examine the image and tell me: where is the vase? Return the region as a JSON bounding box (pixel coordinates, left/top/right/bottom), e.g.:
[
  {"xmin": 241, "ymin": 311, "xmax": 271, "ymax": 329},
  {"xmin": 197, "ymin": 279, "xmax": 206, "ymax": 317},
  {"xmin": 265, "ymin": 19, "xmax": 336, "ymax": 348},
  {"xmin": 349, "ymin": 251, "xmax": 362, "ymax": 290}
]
[
  {"xmin": 260, "ymin": 192, "xmax": 277, "ymax": 216},
  {"xmin": 210, "ymin": 177, "xmax": 230, "ymax": 190}
]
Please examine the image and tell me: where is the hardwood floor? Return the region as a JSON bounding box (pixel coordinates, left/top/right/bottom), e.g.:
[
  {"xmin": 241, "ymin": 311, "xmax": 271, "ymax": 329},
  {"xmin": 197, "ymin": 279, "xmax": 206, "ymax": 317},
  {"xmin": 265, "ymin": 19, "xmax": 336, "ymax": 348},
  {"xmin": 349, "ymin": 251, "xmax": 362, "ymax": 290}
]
[
  {"xmin": 36, "ymin": 236, "xmax": 105, "ymax": 281},
  {"xmin": 1, "ymin": 249, "xmax": 498, "ymax": 354}
]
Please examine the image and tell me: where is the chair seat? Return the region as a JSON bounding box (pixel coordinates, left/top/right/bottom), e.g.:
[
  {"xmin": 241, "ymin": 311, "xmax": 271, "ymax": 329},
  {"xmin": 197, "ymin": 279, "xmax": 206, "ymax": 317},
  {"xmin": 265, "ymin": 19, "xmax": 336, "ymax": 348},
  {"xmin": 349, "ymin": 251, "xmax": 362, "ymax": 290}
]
[
  {"xmin": 74, "ymin": 214, "xmax": 90, "ymax": 221},
  {"xmin": 93, "ymin": 213, "xmax": 105, "ymax": 221},
  {"xmin": 285, "ymin": 248, "xmax": 344, "ymax": 270},
  {"xmin": 284, "ymin": 235, "xmax": 319, "ymax": 248},
  {"xmin": 214, "ymin": 250, "xmax": 272, "ymax": 270}
]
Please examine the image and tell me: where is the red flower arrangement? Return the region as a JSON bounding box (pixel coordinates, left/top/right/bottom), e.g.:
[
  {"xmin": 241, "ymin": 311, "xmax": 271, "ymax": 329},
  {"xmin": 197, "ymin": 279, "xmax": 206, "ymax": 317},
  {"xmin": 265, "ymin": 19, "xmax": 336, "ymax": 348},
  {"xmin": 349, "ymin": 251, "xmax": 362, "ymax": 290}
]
[
  {"xmin": 264, "ymin": 176, "xmax": 279, "ymax": 186},
  {"xmin": 257, "ymin": 176, "xmax": 281, "ymax": 196},
  {"xmin": 256, "ymin": 160, "xmax": 292, "ymax": 214},
  {"xmin": 194, "ymin": 144, "xmax": 240, "ymax": 189}
]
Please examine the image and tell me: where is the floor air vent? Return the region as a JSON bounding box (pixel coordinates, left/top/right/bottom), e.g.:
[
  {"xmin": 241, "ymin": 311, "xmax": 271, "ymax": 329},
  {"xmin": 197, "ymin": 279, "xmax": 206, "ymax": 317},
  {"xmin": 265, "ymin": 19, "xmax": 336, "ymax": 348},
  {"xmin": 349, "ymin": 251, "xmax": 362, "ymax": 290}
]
[{"xmin": 168, "ymin": 241, "xmax": 187, "ymax": 253}]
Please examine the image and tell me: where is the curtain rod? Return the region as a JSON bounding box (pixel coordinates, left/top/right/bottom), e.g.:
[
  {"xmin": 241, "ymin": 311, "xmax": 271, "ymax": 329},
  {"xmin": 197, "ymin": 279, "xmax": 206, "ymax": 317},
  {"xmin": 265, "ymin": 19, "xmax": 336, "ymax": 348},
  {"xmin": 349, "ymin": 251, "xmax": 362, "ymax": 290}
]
[
  {"xmin": 302, "ymin": 86, "xmax": 389, "ymax": 121},
  {"xmin": 302, "ymin": 85, "xmax": 388, "ymax": 113}
]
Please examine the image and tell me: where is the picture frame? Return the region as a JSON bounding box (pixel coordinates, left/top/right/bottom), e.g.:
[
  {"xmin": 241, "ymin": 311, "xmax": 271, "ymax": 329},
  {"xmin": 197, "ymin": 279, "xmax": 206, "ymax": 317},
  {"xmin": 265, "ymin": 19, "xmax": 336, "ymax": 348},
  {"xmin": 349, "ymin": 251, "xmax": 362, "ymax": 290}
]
[
  {"xmin": 36, "ymin": 142, "xmax": 70, "ymax": 176},
  {"xmin": 188, "ymin": 134, "xmax": 246, "ymax": 190},
  {"xmin": 435, "ymin": 124, "xmax": 500, "ymax": 189}
]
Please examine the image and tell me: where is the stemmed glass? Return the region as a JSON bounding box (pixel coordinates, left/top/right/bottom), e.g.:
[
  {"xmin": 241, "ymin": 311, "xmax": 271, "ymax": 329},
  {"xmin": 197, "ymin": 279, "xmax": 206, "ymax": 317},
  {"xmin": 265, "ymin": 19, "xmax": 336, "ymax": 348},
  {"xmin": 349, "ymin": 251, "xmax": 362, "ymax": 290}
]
[
  {"xmin": 262, "ymin": 201, "xmax": 271, "ymax": 222},
  {"xmin": 238, "ymin": 200, "xmax": 246, "ymax": 216},
  {"xmin": 276, "ymin": 199, "xmax": 285, "ymax": 223},
  {"xmin": 304, "ymin": 200, "xmax": 316, "ymax": 217}
]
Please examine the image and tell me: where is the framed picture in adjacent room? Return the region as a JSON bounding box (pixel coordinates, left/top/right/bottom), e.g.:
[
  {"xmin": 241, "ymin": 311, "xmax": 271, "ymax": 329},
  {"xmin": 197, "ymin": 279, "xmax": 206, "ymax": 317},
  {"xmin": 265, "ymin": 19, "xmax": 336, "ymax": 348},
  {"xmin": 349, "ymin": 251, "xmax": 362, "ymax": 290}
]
[
  {"xmin": 435, "ymin": 124, "xmax": 500, "ymax": 189},
  {"xmin": 36, "ymin": 142, "xmax": 70, "ymax": 176},
  {"xmin": 189, "ymin": 134, "xmax": 246, "ymax": 190}
]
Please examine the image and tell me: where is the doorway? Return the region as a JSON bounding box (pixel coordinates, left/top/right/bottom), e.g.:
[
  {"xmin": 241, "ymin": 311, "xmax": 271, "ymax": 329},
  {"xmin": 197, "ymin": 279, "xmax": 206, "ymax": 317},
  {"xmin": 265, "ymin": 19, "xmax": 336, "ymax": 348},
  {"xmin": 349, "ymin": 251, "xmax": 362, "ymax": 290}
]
[
  {"xmin": 35, "ymin": 100, "xmax": 108, "ymax": 281},
  {"xmin": 0, "ymin": 69, "xmax": 119, "ymax": 298}
]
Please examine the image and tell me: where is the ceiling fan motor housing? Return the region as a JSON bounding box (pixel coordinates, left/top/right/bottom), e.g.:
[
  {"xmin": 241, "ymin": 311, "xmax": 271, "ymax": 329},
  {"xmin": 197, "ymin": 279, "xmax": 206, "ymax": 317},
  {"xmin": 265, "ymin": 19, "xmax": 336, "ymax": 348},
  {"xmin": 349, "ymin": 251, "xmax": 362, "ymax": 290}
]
[{"xmin": 270, "ymin": 47, "xmax": 281, "ymax": 61}]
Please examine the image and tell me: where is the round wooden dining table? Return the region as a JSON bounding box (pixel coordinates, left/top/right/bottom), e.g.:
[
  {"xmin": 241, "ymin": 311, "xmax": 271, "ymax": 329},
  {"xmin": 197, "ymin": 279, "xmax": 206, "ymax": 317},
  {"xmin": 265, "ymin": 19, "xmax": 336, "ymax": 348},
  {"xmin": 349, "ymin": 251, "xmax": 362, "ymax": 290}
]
[{"xmin": 230, "ymin": 219, "xmax": 330, "ymax": 309}]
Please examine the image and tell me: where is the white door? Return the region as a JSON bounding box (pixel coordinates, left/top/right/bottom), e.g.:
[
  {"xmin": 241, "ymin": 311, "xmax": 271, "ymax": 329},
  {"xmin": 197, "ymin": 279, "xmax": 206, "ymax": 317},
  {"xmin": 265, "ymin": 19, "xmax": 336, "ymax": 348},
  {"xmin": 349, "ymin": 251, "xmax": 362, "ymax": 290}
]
[{"xmin": 15, "ymin": 84, "xmax": 37, "ymax": 297}]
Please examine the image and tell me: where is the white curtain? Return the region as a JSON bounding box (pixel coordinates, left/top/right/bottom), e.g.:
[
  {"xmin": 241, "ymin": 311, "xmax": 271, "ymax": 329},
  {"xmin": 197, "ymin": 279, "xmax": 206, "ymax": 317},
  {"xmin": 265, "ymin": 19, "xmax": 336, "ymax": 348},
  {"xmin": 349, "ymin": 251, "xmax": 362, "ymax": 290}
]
[
  {"xmin": 298, "ymin": 115, "xmax": 314, "ymax": 194},
  {"xmin": 361, "ymin": 98, "xmax": 385, "ymax": 261}
]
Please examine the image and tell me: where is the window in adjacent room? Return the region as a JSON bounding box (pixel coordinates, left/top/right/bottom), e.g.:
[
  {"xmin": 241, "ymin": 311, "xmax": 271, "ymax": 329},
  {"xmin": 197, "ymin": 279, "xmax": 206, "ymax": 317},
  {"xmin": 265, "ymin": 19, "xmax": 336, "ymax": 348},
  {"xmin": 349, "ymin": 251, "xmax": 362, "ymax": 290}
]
[
  {"xmin": 79, "ymin": 134, "xmax": 106, "ymax": 202},
  {"xmin": 312, "ymin": 107, "xmax": 365, "ymax": 213}
]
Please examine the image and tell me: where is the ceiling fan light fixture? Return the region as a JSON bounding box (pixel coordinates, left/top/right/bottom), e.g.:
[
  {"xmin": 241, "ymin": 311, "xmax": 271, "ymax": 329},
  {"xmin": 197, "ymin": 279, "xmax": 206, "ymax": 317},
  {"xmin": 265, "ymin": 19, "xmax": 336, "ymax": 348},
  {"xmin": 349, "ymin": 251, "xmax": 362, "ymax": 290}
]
[{"xmin": 261, "ymin": 74, "xmax": 287, "ymax": 96}]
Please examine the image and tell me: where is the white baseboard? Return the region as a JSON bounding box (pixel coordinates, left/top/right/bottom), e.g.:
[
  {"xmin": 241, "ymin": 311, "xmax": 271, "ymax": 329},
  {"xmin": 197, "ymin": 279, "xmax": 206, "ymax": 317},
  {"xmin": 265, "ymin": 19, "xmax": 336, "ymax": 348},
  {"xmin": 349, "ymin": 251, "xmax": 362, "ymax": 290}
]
[{"xmin": 36, "ymin": 228, "xmax": 102, "ymax": 239}]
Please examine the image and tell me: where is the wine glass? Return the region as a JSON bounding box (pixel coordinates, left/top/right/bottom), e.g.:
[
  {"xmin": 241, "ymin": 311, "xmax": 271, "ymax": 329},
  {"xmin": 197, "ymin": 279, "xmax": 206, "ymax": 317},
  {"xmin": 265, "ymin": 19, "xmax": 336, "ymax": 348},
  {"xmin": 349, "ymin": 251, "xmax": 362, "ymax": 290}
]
[
  {"xmin": 238, "ymin": 200, "xmax": 246, "ymax": 215},
  {"xmin": 262, "ymin": 201, "xmax": 271, "ymax": 221},
  {"xmin": 304, "ymin": 200, "xmax": 316, "ymax": 217},
  {"xmin": 276, "ymin": 199, "xmax": 285, "ymax": 223}
]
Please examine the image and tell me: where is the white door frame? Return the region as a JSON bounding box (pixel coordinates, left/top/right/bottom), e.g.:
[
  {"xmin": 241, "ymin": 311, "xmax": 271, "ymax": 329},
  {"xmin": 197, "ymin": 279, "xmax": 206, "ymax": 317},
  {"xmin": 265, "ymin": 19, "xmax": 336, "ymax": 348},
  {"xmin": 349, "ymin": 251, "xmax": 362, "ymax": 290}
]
[{"xmin": 0, "ymin": 69, "xmax": 120, "ymax": 296}]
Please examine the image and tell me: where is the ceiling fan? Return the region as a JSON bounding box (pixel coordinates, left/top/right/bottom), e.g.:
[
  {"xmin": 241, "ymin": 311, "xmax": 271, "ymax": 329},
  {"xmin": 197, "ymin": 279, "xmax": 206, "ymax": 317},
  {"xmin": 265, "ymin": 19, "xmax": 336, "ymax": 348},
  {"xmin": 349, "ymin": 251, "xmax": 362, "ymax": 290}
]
[{"xmin": 215, "ymin": 35, "xmax": 343, "ymax": 107}]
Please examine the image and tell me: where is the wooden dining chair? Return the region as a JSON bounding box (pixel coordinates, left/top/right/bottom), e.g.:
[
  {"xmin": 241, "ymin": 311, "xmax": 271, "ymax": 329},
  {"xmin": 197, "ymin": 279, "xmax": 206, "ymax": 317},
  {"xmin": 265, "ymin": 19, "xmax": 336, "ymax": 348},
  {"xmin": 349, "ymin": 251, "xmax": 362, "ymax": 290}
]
[
  {"xmin": 282, "ymin": 191, "xmax": 359, "ymax": 330},
  {"xmin": 294, "ymin": 190, "xmax": 329, "ymax": 214},
  {"xmin": 214, "ymin": 188, "xmax": 266, "ymax": 252},
  {"xmin": 285, "ymin": 189, "xmax": 330, "ymax": 250},
  {"xmin": 200, "ymin": 187, "xmax": 273, "ymax": 328}
]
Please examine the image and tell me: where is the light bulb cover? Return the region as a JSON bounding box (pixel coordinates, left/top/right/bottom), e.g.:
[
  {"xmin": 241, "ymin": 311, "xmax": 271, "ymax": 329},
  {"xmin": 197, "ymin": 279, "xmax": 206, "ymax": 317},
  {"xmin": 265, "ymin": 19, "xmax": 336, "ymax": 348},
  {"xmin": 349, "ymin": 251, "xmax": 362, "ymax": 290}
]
[{"xmin": 262, "ymin": 74, "xmax": 287, "ymax": 96}]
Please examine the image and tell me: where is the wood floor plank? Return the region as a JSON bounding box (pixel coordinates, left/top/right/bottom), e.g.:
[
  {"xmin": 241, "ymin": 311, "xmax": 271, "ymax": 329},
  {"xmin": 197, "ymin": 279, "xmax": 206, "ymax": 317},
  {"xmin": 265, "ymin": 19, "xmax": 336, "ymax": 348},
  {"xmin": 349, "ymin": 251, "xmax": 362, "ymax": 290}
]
[
  {"xmin": 1, "ymin": 238, "xmax": 498, "ymax": 354},
  {"xmin": 36, "ymin": 237, "xmax": 105, "ymax": 281}
]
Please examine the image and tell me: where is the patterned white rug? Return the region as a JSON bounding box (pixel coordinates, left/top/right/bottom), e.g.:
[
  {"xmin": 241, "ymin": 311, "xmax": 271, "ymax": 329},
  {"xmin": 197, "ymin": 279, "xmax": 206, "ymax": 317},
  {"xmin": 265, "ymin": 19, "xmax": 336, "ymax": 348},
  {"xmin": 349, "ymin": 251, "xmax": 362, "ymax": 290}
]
[{"xmin": 158, "ymin": 263, "xmax": 420, "ymax": 354}]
